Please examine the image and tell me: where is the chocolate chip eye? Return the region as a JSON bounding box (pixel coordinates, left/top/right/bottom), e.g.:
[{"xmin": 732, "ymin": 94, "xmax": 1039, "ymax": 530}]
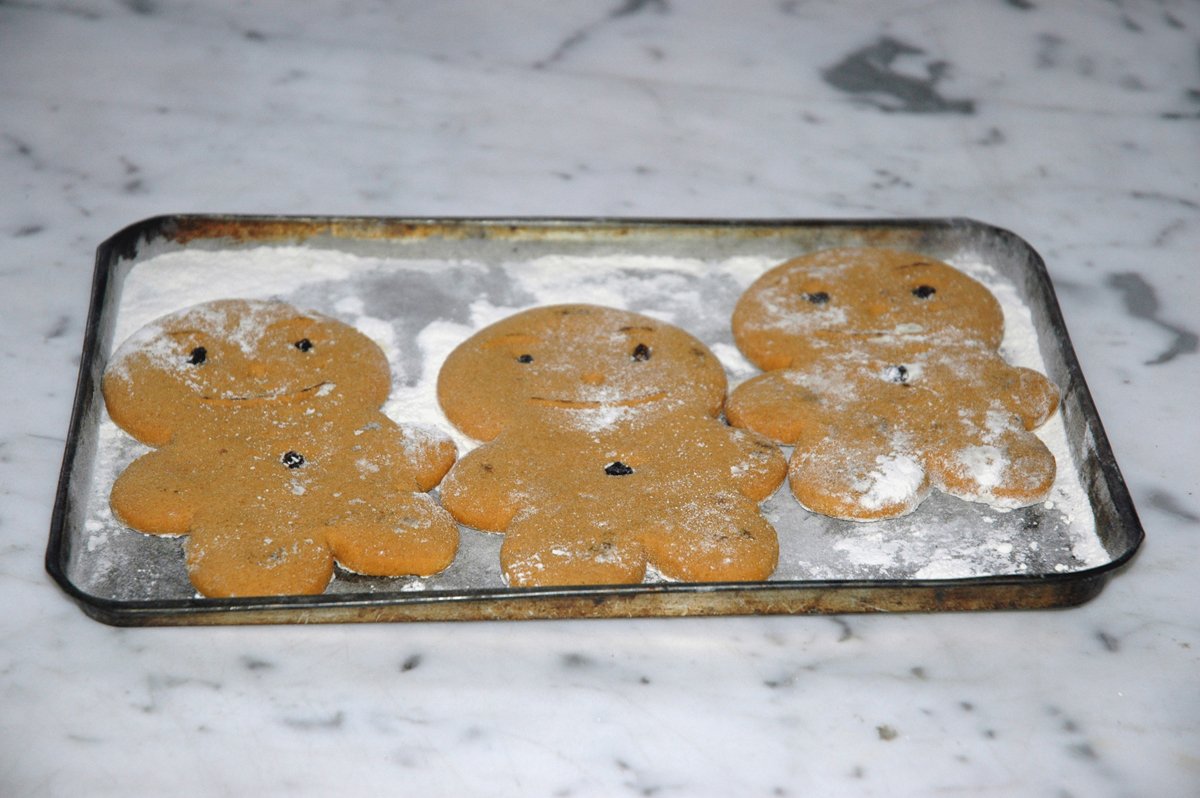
[
  {"xmin": 516, "ymin": 354, "xmax": 534, "ymax": 364},
  {"xmin": 803, "ymin": 291, "xmax": 830, "ymax": 305},
  {"xmin": 294, "ymin": 338, "xmax": 313, "ymax": 352},
  {"xmin": 912, "ymin": 285, "xmax": 936, "ymax": 299},
  {"xmin": 187, "ymin": 346, "xmax": 207, "ymax": 365},
  {"xmin": 604, "ymin": 461, "xmax": 634, "ymax": 476},
  {"xmin": 631, "ymin": 343, "xmax": 651, "ymax": 361},
  {"xmin": 885, "ymin": 364, "xmax": 910, "ymax": 384},
  {"xmin": 281, "ymin": 450, "xmax": 305, "ymax": 469}
]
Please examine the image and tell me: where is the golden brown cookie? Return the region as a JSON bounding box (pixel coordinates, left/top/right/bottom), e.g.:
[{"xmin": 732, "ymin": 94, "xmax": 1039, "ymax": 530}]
[
  {"xmin": 727, "ymin": 248, "xmax": 1059, "ymax": 520},
  {"xmin": 103, "ymin": 299, "xmax": 458, "ymax": 597},
  {"xmin": 436, "ymin": 304, "xmax": 787, "ymax": 586}
]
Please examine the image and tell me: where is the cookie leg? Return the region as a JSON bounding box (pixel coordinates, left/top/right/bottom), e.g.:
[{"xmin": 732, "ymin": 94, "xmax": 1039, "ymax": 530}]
[
  {"xmin": 789, "ymin": 432, "xmax": 931, "ymax": 521},
  {"xmin": 184, "ymin": 524, "xmax": 334, "ymax": 597},
  {"xmin": 639, "ymin": 494, "xmax": 779, "ymax": 582},
  {"xmin": 500, "ymin": 511, "xmax": 646, "ymax": 587},
  {"xmin": 324, "ymin": 493, "xmax": 459, "ymax": 577},
  {"xmin": 927, "ymin": 428, "xmax": 1057, "ymax": 509}
]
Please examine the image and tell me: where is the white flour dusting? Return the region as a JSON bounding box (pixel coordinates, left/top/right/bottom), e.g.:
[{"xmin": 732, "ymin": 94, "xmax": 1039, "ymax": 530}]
[{"xmin": 856, "ymin": 454, "xmax": 927, "ymax": 512}]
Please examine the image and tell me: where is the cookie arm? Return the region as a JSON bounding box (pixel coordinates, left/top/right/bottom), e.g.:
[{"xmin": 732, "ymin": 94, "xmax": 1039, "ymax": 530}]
[
  {"xmin": 346, "ymin": 415, "xmax": 456, "ymax": 492},
  {"xmin": 726, "ymin": 371, "xmax": 824, "ymax": 445},
  {"xmin": 999, "ymin": 367, "xmax": 1060, "ymax": 430},
  {"xmin": 110, "ymin": 448, "xmax": 198, "ymax": 535},
  {"xmin": 394, "ymin": 422, "xmax": 457, "ymax": 491},
  {"xmin": 438, "ymin": 442, "xmax": 524, "ymax": 533},
  {"xmin": 725, "ymin": 426, "xmax": 788, "ymax": 502}
]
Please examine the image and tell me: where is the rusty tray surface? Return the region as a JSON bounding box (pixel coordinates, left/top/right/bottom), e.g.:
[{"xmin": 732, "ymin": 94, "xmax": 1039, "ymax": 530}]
[{"xmin": 46, "ymin": 216, "xmax": 1143, "ymax": 625}]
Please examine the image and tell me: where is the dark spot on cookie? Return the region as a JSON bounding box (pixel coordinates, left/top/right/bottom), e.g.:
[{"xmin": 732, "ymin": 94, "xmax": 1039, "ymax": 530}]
[
  {"xmin": 912, "ymin": 285, "xmax": 937, "ymax": 299},
  {"xmin": 187, "ymin": 346, "xmax": 207, "ymax": 365},
  {"xmin": 632, "ymin": 343, "xmax": 651, "ymax": 361},
  {"xmin": 605, "ymin": 461, "xmax": 634, "ymax": 476},
  {"xmin": 803, "ymin": 291, "xmax": 830, "ymax": 305},
  {"xmin": 516, "ymin": 354, "xmax": 534, "ymax": 363},
  {"xmin": 482, "ymin": 463, "xmax": 494, "ymax": 473},
  {"xmin": 885, "ymin": 364, "xmax": 909, "ymax": 384},
  {"xmin": 281, "ymin": 451, "xmax": 305, "ymax": 469},
  {"xmin": 294, "ymin": 338, "xmax": 313, "ymax": 352}
]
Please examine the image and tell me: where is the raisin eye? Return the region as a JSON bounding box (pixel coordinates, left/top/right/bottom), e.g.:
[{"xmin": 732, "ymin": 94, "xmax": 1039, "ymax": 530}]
[
  {"xmin": 631, "ymin": 343, "xmax": 651, "ymax": 361},
  {"xmin": 604, "ymin": 461, "xmax": 634, "ymax": 476},
  {"xmin": 281, "ymin": 451, "xmax": 305, "ymax": 469},
  {"xmin": 516, "ymin": 354, "xmax": 534, "ymax": 363},
  {"xmin": 912, "ymin": 285, "xmax": 936, "ymax": 299},
  {"xmin": 187, "ymin": 346, "xmax": 207, "ymax": 365},
  {"xmin": 885, "ymin": 364, "xmax": 910, "ymax": 384},
  {"xmin": 294, "ymin": 338, "xmax": 313, "ymax": 352},
  {"xmin": 803, "ymin": 291, "xmax": 830, "ymax": 305}
]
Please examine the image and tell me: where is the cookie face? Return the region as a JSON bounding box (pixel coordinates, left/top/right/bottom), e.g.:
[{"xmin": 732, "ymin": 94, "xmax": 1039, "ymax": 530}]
[
  {"xmin": 727, "ymin": 249, "xmax": 1058, "ymax": 521},
  {"xmin": 732, "ymin": 248, "xmax": 1005, "ymax": 371},
  {"xmin": 103, "ymin": 299, "xmax": 391, "ymax": 446},
  {"xmin": 437, "ymin": 304, "xmax": 786, "ymax": 587},
  {"xmin": 438, "ymin": 304, "xmax": 728, "ymax": 441},
  {"xmin": 104, "ymin": 299, "xmax": 458, "ymax": 597}
]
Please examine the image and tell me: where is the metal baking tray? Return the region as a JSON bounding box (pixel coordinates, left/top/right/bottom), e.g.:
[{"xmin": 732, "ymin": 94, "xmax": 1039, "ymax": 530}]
[{"xmin": 46, "ymin": 215, "xmax": 1143, "ymax": 625}]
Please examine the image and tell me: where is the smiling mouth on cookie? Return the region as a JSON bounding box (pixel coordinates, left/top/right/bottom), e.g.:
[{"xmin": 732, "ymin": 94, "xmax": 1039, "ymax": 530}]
[
  {"xmin": 527, "ymin": 391, "xmax": 666, "ymax": 409},
  {"xmin": 200, "ymin": 381, "xmax": 333, "ymax": 405}
]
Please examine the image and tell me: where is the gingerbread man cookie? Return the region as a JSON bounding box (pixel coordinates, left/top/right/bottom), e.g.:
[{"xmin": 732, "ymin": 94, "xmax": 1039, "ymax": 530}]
[
  {"xmin": 727, "ymin": 248, "xmax": 1059, "ymax": 521},
  {"xmin": 103, "ymin": 299, "xmax": 458, "ymax": 597},
  {"xmin": 436, "ymin": 304, "xmax": 787, "ymax": 587}
]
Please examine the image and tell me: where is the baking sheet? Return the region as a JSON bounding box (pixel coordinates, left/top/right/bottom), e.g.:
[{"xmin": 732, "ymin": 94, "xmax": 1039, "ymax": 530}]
[{"xmin": 46, "ymin": 217, "xmax": 1143, "ymax": 624}]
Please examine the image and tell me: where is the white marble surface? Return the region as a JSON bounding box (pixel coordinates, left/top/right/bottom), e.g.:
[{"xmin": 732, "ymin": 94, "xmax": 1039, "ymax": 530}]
[{"xmin": 2, "ymin": 1, "xmax": 1198, "ymax": 795}]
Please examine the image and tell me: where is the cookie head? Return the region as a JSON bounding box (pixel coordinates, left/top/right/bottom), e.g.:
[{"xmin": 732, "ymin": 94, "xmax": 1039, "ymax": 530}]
[
  {"xmin": 103, "ymin": 299, "xmax": 391, "ymax": 444},
  {"xmin": 733, "ymin": 248, "xmax": 1005, "ymax": 370},
  {"xmin": 437, "ymin": 304, "xmax": 728, "ymax": 440}
]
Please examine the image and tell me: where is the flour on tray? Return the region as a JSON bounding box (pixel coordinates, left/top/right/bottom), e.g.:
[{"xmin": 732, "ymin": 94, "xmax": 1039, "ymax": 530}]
[{"xmin": 75, "ymin": 244, "xmax": 1107, "ymax": 599}]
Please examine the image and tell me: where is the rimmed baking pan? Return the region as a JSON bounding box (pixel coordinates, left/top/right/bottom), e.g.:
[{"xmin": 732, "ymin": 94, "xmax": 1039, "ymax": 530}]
[{"xmin": 46, "ymin": 215, "xmax": 1143, "ymax": 625}]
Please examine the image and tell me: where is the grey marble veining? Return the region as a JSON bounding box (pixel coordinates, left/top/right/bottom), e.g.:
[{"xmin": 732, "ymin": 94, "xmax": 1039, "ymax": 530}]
[{"xmin": 2, "ymin": 1, "xmax": 1198, "ymax": 795}]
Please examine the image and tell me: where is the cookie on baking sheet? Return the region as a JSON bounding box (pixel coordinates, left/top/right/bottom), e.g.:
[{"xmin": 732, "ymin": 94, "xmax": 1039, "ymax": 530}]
[
  {"xmin": 727, "ymin": 248, "xmax": 1059, "ymax": 521},
  {"xmin": 103, "ymin": 299, "xmax": 458, "ymax": 597},
  {"xmin": 436, "ymin": 304, "xmax": 787, "ymax": 587}
]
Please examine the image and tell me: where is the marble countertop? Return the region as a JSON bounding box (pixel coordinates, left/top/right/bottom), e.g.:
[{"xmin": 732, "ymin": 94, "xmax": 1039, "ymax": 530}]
[{"xmin": 3, "ymin": 1, "xmax": 1197, "ymax": 795}]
